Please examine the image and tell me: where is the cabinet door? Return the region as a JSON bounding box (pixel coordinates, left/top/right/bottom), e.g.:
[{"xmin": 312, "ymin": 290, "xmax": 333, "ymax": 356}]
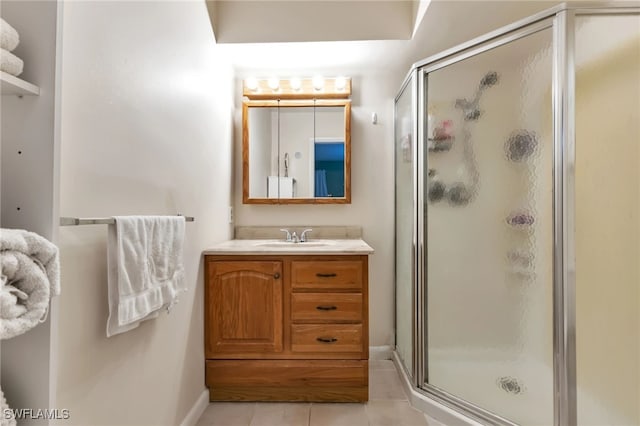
[{"xmin": 206, "ymin": 261, "xmax": 283, "ymax": 357}]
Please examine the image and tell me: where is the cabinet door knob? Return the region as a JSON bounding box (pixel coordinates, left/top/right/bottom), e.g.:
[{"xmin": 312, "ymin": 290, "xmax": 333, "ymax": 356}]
[
  {"xmin": 316, "ymin": 273, "xmax": 337, "ymax": 278},
  {"xmin": 316, "ymin": 337, "xmax": 338, "ymax": 344},
  {"xmin": 274, "ymin": 272, "xmax": 280, "ymax": 279},
  {"xmin": 316, "ymin": 305, "xmax": 337, "ymax": 311}
]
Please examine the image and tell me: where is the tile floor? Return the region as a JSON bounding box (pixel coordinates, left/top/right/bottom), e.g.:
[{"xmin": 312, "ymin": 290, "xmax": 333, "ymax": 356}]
[{"xmin": 196, "ymin": 360, "xmax": 444, "ymax": 426}]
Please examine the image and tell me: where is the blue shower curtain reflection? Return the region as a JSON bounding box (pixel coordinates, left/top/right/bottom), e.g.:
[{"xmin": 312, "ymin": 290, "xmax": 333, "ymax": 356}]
[{"xmin": 315, "ymin": 170, "xmax": 328, "ymax": 197}]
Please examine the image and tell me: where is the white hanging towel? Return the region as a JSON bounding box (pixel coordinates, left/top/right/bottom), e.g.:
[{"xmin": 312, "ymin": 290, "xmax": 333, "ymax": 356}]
[{"xmin": 107, "ymin": 216, "xmax": 186, "ymax": 337}]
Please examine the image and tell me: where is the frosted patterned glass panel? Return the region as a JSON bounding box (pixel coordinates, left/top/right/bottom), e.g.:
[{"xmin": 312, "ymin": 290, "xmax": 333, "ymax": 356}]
[
  {"xmin": 425, "ymin": 27, "xmax": 553, "ymax": 425},
  {"xmin": 575, "ymin": 14, "xmax": 640, "ymax": 426},
  {"xmin": 394, "ymin": 76, "xmax": 415, "ymax": 376}
]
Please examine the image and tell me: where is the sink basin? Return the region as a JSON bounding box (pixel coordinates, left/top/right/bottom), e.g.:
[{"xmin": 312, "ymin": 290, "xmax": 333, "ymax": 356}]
[{"xmin": 256, "ymin": 240, "xmax": 336, "ymax": 248}]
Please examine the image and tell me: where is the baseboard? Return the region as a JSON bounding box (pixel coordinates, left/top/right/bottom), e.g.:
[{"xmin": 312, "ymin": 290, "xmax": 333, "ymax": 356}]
[
  {"xmin": 180, "ymin": 389, "xmax": 209, "ymax": 426},
  {"xmin": 369, "ymin": 345, "xmax": 393, "ymax": 360},
  {"xmin": 391, "ymin": 351, "xmax": 482, "ymax": 426}
]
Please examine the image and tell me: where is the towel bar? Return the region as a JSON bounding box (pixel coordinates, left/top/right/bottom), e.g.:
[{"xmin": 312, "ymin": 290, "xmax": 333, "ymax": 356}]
[{"xmin": 59, "ymin": 216, "xmax": 195, "ymax": 226}]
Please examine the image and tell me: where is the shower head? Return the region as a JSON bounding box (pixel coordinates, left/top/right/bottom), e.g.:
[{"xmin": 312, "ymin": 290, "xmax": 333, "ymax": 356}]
[
  {"xmin": 454, "ymin": 98, "xmax": 481, "ymax": 121},
  {"xmin": 455, "ymin": 71, "xmax": 500, "ymax": 121},
  {"xmin": 480, "ymin": 71, "xmax": 499, "ymax": 89}
]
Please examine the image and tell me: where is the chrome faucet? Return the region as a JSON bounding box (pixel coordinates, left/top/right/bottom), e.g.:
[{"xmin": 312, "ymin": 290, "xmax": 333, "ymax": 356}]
[
  {"xmin": 300, "ymin": 228, "xmax": 313, "ymax": 242},
  {"xmin": 279, "ymin": 228, "xmax": 292, "ymax": 242},
  {"xmin": 280, "ymin": 228, "xmax": 312, "ymax": 243}
]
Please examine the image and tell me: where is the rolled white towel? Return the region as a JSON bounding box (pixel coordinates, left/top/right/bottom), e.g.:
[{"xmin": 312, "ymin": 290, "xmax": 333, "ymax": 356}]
[
  {"xmin": 0, "ymin": 387, "xmax": 17, "ymax": 426},
  {"xmin": 0, "ymin": 228, "xmax": 60, "ymax": 340},
  {"xmin": 0, "ymin": 48, "xmax": 23, "ymax": 77},
  {"xmin": 0, "ymin": 18, "xmax": 19, "ymax": 52}
]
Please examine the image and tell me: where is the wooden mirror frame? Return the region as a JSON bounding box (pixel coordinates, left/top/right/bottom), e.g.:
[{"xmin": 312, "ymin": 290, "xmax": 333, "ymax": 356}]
[{"xmin": 242, "ymin": 99, "xmax": 351, "ymax": 204}]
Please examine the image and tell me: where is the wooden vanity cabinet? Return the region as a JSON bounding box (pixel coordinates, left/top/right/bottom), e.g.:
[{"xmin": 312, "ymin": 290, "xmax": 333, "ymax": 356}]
[{"xmin": 205, "ymin": 254, "xmax": 369, "ymax": 402}]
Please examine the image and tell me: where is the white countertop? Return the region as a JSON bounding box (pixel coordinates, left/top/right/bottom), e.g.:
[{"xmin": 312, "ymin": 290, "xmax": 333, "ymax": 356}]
[{"xmin": 203, "ymin": 239, "xmax": 374, "ymax": 255}]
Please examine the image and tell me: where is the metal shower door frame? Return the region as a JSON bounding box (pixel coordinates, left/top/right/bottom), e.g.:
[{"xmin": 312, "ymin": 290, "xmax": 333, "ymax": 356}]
[{"xmin": 393, "ymin": 68, "xmax": 421, "ymax": 385}]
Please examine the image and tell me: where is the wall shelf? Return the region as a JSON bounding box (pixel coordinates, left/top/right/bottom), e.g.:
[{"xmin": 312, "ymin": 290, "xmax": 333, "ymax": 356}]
[{"xmin": 1, "ymin": 71, "xmax": 40, "ymax": 96}]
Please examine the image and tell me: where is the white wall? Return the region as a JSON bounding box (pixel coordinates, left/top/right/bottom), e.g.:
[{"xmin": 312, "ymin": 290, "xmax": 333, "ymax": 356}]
[
  {"xmin": 235, "ymin": 71, "xmax": 397, "ymax": 347},
  {"xmin": 56, "ymin": 2, "xmax": 233, "ymax": 424},
  {"xmin": 574, "ymin": 16, "xmax": 640, "ymax": 426},
  {"xmin": 212, "ymin": 0, "xmax": 413, "ymax": 43}
]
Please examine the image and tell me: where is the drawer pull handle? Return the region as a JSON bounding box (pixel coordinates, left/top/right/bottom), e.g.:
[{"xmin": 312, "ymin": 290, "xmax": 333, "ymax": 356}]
[
  {"xmin": 316, "ymin": 305, "xmax": 337, "ymax": 311},
  {"xmin": 316, "ymin": 273, "xmax": 337, "ymax": 278},
  {"xmin": 316, "ymin": 337, "xmax": 338, "ymax": 343},
  {"xmin": 274, "ymin": 272, "xmax": 281, "ymax": 279}
]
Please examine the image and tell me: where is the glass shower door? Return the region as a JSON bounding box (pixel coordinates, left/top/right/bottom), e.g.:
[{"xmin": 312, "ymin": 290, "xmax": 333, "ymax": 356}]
[
  {"xmin": 423, "ymin": 27, "xmax": 554, "ymax": 425},
  {"xmin": 395, "ymin": 72, "xmax": 416, "ymax": 376},
  {"xmin": 395, "ymin": 73, "xmax": 417, "ymax": 376}
]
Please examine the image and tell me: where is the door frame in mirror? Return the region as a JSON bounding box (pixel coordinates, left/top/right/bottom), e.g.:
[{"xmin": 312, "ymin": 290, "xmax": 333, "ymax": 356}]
[{"xmin": 242, "ymin": 99, "xmax": 351, "ymax": 204}]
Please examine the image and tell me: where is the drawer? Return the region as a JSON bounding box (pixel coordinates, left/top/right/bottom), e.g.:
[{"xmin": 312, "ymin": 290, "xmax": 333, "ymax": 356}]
[
  {"xmin": 291, "ymin": 324, "xmax": 363, "ymax": 353},
  {"xmin": 291, "ymin": 260, "xmax": 362, "ymax": 291},
  {"xmin": 291, "ymin": 293, "xmax": 362, "ymax": 322},
  {"xmin": 206, "ymin": 359, "xmax": 368, "ymax": 402}
]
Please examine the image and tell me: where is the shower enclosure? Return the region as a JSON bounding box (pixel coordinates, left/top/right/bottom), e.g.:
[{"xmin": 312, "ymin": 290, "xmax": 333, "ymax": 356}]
[{"xmin": 394, "ymin": 3, "xmax": 640, "ymax": 425}]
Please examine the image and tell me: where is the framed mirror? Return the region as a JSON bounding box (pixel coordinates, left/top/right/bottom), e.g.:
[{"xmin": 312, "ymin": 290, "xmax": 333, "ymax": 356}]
[{"xmin": 242, "ymin": 99, "xmax": 351, "ymax": 204}]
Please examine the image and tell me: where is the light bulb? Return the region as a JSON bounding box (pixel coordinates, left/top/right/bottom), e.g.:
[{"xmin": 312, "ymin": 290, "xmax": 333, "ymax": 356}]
[
  {"xmin": 268, "ymin": 78, "xmax": 280, "ymax": 90},
  {"xmin": 312, "ymin": 75, "xmax": 324, "ymax": 91},
  {"xmin": 335, "ymin": 76, "xmax": 347, "ymax": 91},
  {"xmin": 290, "ymin": 77, "xmax": 302, "ymax": 91},
  {"xmin": 245, "ymin": 77, "xmax": 258, "ymax": 91}
]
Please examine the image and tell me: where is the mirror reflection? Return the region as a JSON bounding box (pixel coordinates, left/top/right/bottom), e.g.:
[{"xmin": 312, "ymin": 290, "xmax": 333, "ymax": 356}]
[{"xmin": 244, "ymin": 101, "xmax": 350, "ymax": 203}]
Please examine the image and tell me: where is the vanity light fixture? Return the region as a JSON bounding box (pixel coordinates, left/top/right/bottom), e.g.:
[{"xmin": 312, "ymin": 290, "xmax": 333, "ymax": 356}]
[
  {"xmin": 290, "ymin": 77, "xmax": 302, "ymax": 91},
  {"xmin": 245, "ymin": 77, "xmax": 259, "ymax": 92},
  {"xmin": 243, "ymin": 77, "xmax": 350, "ymax": 99},
  {"xmin": 268, "ymin": 77, "xmax": 280, "ymax": 91},
  {"xmin": 312, "ymin": 75, "xmax": 325, "ymax": 91}
]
